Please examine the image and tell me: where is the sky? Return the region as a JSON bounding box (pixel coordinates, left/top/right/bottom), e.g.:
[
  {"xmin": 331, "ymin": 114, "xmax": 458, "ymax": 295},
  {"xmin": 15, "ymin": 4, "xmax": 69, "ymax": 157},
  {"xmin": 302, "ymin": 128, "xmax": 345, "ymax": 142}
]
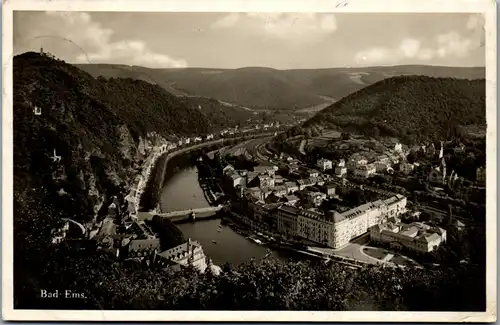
[{"xmin": 13, "ymin": 11, "xmax": 485, "ymax": 69}]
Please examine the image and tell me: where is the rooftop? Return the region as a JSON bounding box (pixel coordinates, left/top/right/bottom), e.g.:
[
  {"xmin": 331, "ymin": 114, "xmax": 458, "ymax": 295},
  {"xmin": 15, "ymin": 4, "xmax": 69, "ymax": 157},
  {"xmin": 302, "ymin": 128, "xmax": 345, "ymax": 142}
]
[
  {"xmin": 300, "ymin": 209, "xmax": 331, "ymax": 222},
  {"xmin": 279, "ymin": 204, "xmax": 300, "ymax": 215},
  {"xmin": 298, "ymin": 178, "xmax": 315, "ymax": 186},
  {"xmin": 273, "ymin": 185, "xmax": 287, "ymax": 192},
  {"xmin": 324, "ymin": 182, "xmax": 336, "ymax": 189},
  {"xmin": 263, "ymin": 203, "xmax": 282, "ymax": 211}
]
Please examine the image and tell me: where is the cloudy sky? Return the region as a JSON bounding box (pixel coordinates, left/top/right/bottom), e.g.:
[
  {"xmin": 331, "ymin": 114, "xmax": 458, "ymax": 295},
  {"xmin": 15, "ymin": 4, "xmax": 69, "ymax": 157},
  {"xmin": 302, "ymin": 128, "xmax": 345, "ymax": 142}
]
[{"xmin": 13, "ymin": 11, "xmax": 485, "ymax": 69}]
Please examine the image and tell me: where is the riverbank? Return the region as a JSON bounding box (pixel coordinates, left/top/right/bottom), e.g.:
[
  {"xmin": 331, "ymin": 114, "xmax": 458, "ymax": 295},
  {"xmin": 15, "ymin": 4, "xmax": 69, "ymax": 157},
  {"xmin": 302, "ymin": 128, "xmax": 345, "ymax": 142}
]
[
  {"xmin": 139, "ymin": 132, "xmax": 281, "ymax": 214},
  {"xmin": 218, "ymin": 212, "xmax": 333, "ymax": 263}
]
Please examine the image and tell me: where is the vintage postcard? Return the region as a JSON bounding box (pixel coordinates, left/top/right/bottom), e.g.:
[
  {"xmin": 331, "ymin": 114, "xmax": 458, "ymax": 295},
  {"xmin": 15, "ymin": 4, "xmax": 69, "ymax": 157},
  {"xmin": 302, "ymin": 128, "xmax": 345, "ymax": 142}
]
[{"xmin": 2, "ymin": 0, "xmax": 497, "ymax": 322}]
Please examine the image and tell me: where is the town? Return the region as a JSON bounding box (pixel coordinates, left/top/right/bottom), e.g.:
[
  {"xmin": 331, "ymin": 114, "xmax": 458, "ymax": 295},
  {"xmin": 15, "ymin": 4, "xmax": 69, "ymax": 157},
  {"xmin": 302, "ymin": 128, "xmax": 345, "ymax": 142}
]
[
  {"xmin": 50, "ymin": 125, "xmax": 486, "ymax": 274},
  {"xmin": 203, "ymin": 132, "xmax": 482, "ymax": 267}
]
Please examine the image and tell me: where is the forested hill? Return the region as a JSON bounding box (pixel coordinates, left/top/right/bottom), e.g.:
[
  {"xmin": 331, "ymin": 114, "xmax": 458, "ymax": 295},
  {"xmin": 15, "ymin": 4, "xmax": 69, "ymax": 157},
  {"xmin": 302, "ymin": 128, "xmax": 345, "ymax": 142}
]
[
  {"xmin": 302, "ymin": 76, "xmax": 486, "ymax": 143},
  {"xmin": 12, "ymin": 52, "xmax": 252, "ymax": 307},
  {"xmin": 13, "ymin": 51, "xmax": 248, "ymax": 272},
  {"xmin": 77, "ymin": 63, "xmax": 485, "ymax": 111},
  {"xmin": 16, "ymin": 52, "xmax": 253, "ymax": 137}
]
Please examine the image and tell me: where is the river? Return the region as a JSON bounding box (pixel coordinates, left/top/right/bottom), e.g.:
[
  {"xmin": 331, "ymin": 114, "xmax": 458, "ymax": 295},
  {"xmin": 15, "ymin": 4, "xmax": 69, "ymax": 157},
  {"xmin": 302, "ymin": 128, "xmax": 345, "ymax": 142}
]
[{"xmin": 159, "ymin": 166, "xmax": 296, "ymax": 265}]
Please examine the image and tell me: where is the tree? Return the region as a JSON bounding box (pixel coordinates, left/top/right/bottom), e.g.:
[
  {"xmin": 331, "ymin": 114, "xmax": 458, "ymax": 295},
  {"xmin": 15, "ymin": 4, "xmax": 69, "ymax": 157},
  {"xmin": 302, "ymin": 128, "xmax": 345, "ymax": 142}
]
[{"xmin": 341, "ymin": 132, "xmax": 351, "ymax": 140}]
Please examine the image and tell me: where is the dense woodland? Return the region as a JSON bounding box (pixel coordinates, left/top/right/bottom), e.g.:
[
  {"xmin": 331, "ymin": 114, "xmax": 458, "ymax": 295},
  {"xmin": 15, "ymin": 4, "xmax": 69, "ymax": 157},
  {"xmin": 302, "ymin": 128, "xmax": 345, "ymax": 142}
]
[
  {"xmin": 13, "ymin": 53, "xmax": 486, "ymax": 311},
  {"xmin": 302, "ymin": 76, "xmax": 486, "ymax": 144}
]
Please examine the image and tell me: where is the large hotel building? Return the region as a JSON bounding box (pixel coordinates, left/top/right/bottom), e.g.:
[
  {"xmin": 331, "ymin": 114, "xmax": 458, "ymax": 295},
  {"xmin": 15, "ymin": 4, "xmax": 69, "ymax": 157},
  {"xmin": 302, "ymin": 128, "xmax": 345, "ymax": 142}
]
[{"xmin": 277, "ymin": 194, "xmax": 407, "ymax": 249}]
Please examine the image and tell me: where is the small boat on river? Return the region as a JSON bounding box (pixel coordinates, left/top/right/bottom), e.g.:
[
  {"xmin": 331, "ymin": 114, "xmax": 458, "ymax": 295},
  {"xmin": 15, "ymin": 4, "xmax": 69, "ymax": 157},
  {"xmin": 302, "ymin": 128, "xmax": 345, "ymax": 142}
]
[
  {"xmin": 212, "ymin": 240, "xmax": 217, "ymax": 244},
  {"xmin": 248, "ymin": 237, "xmax": 263, "ymax": 245}
]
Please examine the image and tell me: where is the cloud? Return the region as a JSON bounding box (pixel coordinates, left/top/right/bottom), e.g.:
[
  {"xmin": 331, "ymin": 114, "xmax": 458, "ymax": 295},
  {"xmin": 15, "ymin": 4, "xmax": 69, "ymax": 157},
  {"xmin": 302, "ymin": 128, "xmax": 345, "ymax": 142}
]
[
  {"xmin": 355, "ymin": 15, "xmax": 480, "ymax": 66},
  {"xmin": 39, "ymin": 12, "xmax": 187, "ymax": 68},
  {"xmin": 211, "ymin": 13, "xmax": 337, "ymax": 39},
  {"xmin": 211, "ymin": 13, "xmax": 240, "ymax": 28},
  {"xmin": 435, "ymin": 32, "xmax": 474, "ymax": 57},
  {"xmin": 466, "ymin": 13, "xmax": 485, "ymax": 31},
  {"xmin": 399, "ymin": 39, "xmax": 421, "ymax": 58}
]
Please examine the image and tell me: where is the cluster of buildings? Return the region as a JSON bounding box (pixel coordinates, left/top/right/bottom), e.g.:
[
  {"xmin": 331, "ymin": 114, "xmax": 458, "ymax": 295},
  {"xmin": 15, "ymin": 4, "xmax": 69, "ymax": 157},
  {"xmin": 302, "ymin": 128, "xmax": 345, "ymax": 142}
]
[
  {"xmin": 223, "ymin": 162, "xmax": 338, "ymax": 207},
  {"xmin": 318, "ymin": 141, "xmax": 479, "ymax": 191},
  {"xmin": 239, "ymin": 193, "xmax": 408, "ymax": 249},
  {"xmin": 125, "ymin": 139, "xmax": 178, "ymax": 218},
  {"xmin": 222, "ymin": 137, "xmax": 466, "ymax": 256},
  {"xmin": 178, "ymin": 134, "xmax": 215, "ymax": 146},
  {"xmin": 219, "ymin": 123, "xmax": 282, "ymax": 138},
  {"xmin": 370, "ymin": 219, "xmax": 447, "ymax": 254},
  {"xmin": 97, "ymin": 216, "xmax": 213, "ymax": 273},
  {"xmin": 307, "ymin": 143, "xmax": 406, "ymax": 181}
]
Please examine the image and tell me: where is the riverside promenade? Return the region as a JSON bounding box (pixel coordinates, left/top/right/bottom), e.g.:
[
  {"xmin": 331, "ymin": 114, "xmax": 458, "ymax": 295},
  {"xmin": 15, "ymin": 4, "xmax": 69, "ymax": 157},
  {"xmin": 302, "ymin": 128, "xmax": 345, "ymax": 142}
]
[{"xmin": 130, "ymin": 131, "xmax": 283, "ymax": 218}]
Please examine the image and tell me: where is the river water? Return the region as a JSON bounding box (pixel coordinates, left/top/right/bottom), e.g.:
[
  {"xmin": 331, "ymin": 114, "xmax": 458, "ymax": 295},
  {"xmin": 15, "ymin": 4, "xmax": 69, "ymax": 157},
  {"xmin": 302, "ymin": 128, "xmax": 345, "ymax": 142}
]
[{"xmin": 159, "ymin": 166, "xmax": 295, "ymax": 265}]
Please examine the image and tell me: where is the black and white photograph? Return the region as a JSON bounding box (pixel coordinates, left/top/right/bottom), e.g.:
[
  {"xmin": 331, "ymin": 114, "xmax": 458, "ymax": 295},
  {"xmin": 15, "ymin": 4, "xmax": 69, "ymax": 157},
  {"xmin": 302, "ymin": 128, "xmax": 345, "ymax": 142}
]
[{"xmin": 2, "ymin": 0, "xmax": 497, "ymax": 322}]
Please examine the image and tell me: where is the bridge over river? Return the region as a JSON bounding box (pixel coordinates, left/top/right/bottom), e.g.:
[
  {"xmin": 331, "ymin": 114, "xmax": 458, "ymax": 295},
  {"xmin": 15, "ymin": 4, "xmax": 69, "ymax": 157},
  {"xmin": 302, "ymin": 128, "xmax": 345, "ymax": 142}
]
[{"xmin": 137, "ymin": 205, "xmax": 224, "ymax": 222}]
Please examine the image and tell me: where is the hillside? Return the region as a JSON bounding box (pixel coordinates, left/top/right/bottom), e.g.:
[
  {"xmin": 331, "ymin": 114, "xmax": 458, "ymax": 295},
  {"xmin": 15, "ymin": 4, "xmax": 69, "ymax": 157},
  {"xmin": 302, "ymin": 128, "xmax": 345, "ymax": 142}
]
[
  {"xmin": 12, "ymin": 52, "xmax": 255, "ymax": 307},
  {"xmin": 13, "ymin": 51, "xmax": 252, "ymax": 265},
  {"xmin": 302, "ymin": 76, "xmax": 486, "ymax": 144},
  {"xmin": 77, "ymin": 63, "xmax": 485, "ymax": 110}
]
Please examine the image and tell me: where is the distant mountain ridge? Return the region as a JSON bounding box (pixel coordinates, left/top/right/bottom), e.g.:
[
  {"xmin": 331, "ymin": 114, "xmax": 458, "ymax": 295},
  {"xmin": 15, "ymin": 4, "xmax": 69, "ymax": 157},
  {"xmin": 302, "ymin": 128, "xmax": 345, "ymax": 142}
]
[
  {"xmin": 301, "ymin": 75, "xmax": 486, "ymax": 144},
  {"xmin": 77, "ymin": 63, "xmax": 485, "ymax": 110}
]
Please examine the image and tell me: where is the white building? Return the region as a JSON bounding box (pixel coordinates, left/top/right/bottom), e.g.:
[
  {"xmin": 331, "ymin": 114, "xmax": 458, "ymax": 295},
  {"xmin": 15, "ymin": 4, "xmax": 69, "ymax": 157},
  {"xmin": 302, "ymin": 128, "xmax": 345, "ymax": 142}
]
[
  {"xmin": 354, "ymin": 164, "xmax": 376, "ymax": 178},
  {"xmin": 272, "ymin": 185, "xmax": 288, "ymax": 197},
  {"xmin": 335, "ymin": 159, "xmax": 347, "ymax": 176},
  {"xmin": 347, "ymin": 156, "xmax": 367, "ymax": 172},
  {"xmin": 297, "ymin": 209, "xmax": 335, "ymax": 246},
  {"xmin": 228, "ymin": 171, "xmax": 246, "ymax": 188},
  {"xmin": 370, "ymin": 221, "xmax": 446, "ymax": 254},
  {"xmin": 374, "ymin": 156, "xmax": 392, "ymax": 173},
  {"xmin": 157, "ymin": 239, "xmax": 208, "ymax": 272},
  {"xmin": 297, "ymin": 178, "xmax": 316, "ymax": 190},
  {"xmin": 307, "ymin": 191, "xmax": 327, "ymax": 206},
  {"xmin": 324, "ymin": 183, "xmax": 336, "ymax": 197},
  {"xmin": 327, "ymin": 195, "xmax": 407, "ymax": 248},
  {"xmin": 317, "ymin": 158, "xmax": 333, "ymax": 171},
  {"xmin": 285, "ymin": 181, "xmax": 299, "ymax": 194},
  {"xmin": 286, "ymin": 195, "xmax": 408, "ymax": 249}
]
